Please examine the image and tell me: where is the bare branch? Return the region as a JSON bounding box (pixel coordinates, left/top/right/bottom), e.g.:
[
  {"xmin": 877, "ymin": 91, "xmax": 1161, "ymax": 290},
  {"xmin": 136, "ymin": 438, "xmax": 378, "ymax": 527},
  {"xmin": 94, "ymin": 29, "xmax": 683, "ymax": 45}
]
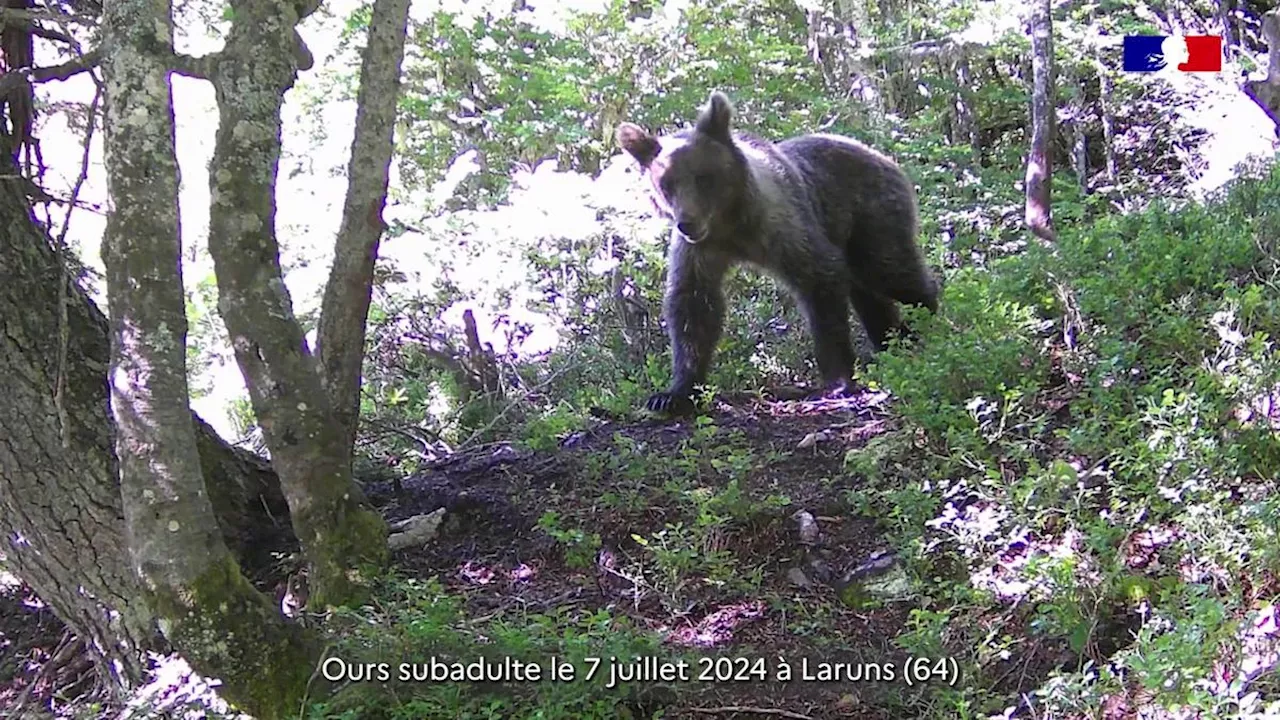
[
  {"xmin": 873, "ymin": 37, "xmax": 986, "ymax": 61},
  {"xmin": 0, "ymin": 48, "xmax": 100, "ymax": 98},
  {"xmin": 26, "ymin": 24, "xmax": 74, "ymax": 44},
  {"xmin": 0, "ymin": 7, "xmax": 97, "ymax": 26},
  {"xmin": 169, "ymin": 50, "xmax": 217, "ymax": 80}
]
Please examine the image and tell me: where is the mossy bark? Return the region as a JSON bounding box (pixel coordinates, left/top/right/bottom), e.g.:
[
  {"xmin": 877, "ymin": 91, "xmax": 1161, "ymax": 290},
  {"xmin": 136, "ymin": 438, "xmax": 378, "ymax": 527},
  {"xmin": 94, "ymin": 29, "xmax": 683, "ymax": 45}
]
[
  {"xmin": 148, "ymin": 554, "xmax": 324, "ymax": 717},
  {"xmin": 99, "ymin": 0, "xmax": 325, "ymax": 714},
  {"xmin": 204, "ymin": 0, "xmax": 389, "ymax": 608}
]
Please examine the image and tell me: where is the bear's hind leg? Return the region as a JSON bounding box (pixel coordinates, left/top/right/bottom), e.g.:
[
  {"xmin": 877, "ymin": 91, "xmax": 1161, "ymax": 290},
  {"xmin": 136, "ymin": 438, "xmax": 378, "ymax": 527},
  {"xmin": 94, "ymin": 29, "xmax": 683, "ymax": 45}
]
[
  {"xmin": 850, "ymin": 285, "xmax": 903, "ymax": 352},
  {"xmin": 891, "ymin": 266, "xmax": 940, "ymax": 314},
  {"xmin": 796, "ymin": 283, "xmax": 857, "ymax": 395}
]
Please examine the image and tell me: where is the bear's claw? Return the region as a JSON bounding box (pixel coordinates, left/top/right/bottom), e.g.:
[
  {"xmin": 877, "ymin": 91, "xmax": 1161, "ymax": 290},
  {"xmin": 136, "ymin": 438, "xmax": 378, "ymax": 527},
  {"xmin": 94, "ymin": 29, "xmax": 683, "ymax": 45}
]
[{"xmin": 646, "ymin": 391, "xmax": 695, "ymax": 416}]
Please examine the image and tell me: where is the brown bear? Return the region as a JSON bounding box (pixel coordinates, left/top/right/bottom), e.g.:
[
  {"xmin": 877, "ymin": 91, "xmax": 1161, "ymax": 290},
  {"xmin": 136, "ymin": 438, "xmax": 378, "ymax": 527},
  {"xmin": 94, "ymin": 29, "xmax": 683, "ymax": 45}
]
[{"xmin": 616, "ymin": 91, "xmax": 938, "ymax": 415}]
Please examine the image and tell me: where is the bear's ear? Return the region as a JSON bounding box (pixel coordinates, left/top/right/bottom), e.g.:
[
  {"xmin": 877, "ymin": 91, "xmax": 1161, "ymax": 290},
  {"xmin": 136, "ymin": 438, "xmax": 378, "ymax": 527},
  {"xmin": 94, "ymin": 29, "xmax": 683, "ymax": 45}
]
[
  {"xmin": 695, "ymin": 91, "xmax": 733, "ymax": 143},
  {"xmin": 616, "ymin": 123, "xmax": 660, "ymax": 167}
]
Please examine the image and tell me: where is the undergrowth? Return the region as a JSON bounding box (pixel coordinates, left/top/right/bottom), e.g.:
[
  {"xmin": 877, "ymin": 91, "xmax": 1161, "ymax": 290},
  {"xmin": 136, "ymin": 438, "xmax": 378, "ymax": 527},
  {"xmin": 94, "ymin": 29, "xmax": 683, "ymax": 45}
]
[
  {"xmin": 336, "ymin": 164, "xmax": 1280, "ymax": 718},
  {"xmin": 855, "ymin": 163, "xmax": 1280, "ymax": 717}
]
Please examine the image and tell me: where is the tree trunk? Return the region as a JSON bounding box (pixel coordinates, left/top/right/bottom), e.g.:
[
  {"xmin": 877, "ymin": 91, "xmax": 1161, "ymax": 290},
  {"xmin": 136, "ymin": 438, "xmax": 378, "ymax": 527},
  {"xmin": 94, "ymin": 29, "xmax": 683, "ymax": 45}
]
[
  {"xmin": 99, "ymin": 0, "xmax": 323, "ymax": 713},
  {"xmin": 1244, "ymin": 9, "xmax": 1280, "ymax": 136},
  {"xmin": 955, "ymin": 54, "xmax": 980, "ymax": 159},
  {"xmin": 1219, "ymin": 0, "xmax": 1236, "ymax": 54},
  {"xmin": 316, "ymin": 0, "xmax": 412, "ymax": 464},
  {"xmin": 0, "ymin": 161, "xmax": 153, "ymax": 689},
  {"xmin": 836, "ymin": 0, "xmax": 868, "ymax": 46},
  {"xmin": 0, "ymin": 156, "xmax": 298, "ymax": 699},
  {"xmin": 1070, "ymin": 76, "xmax": 1088, "ymax": 194},
  {"xmin": 1072, "ymin": 122, "xmax": 1087, "ymax": 194},
  {"xmin": 205, "ymin": 0, "xmax": 388, "ymax": 609},
  {"xmin": 1024, "ymin": 0, "xmax": 1056, "ymax": 243}
]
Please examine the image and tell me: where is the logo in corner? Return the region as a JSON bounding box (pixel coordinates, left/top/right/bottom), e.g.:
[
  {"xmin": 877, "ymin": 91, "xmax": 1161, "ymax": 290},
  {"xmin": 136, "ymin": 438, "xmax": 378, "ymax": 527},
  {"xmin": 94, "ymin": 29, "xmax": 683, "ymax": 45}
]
[{"xmin": 1122, "ymin": 35, "xmax": 1223, "ymax": 73}]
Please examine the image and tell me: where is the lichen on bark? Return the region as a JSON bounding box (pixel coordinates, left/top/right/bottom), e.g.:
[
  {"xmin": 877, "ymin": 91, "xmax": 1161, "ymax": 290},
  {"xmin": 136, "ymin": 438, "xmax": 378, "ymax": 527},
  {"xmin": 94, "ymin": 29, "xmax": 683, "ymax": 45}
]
[
  {"xmin": 203, "ymin": 0, "xmax": 389, "ymax": 608},
  {"xmin": 99, "ymin": 0, "xmax": 326, "ymax": 711}
]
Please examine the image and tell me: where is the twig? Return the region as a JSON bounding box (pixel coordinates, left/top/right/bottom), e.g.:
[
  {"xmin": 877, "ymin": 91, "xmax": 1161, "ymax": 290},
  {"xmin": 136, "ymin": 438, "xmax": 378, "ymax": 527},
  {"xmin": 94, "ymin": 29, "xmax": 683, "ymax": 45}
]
[
  {"xmin": 53, "ymin": 80, "xmax": 100, "ymax": 448},
  {"xmin": 453, "ymin": 352, "xmax": 586, "ymax": 453},
  {"xmin": 11, "ymin": 631, "xmax": 80, "ymax": 712},
  {"xmin": 685, "ymin": 707, "xmax": 815, "ymax": 719},
  {"xmin": 362, "ymin": 417, "xmax": 452, "ymax": 457},
  {"xmin": 299, "ymin": 642, "xmax": 338, "ymax": 720},
  {"xmin": 0, "ymin": 49, "xmax": 101, "ymax": 97},
  {"xmin": 467, "ymin": 588, "xmax": 582, "ymax": 626}
]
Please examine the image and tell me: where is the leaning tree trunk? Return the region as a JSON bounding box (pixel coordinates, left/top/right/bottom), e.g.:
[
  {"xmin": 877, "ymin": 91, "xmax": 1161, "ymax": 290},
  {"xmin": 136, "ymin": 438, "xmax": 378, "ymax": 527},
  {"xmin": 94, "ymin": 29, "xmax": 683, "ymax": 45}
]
[
  {"xmin": 316, "ymin": 0, "xmax": 412, "ymax": 465},
  {"xmin": 1024, "ymin": 0, "xmax": 1056, "ymax": 243},
  {"xmin": 204, "ymin": 0, "xmax": 388, "ymax": 609},
  {"xmin": 0, "ymin": 150, "xmax": 291, "ymax": 698},
  {"xmin": 0, "ymin": 160, "xmax": 152, "ymax": 689}
]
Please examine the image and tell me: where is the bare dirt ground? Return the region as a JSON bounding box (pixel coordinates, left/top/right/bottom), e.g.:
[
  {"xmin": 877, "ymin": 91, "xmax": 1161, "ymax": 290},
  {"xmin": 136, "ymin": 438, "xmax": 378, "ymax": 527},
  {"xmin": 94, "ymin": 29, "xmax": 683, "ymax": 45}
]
[{"xmin": 361, "ymin": 390, "xmax": 921, "ymax": 719}]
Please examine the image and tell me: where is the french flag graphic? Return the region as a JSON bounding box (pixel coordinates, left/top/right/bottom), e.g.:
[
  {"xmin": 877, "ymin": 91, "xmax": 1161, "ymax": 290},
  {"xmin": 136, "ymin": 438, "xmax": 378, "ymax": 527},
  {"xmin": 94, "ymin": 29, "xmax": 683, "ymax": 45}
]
[{"xmin": 1122, "ymin": 35, "xmax": 1223, "ymax": 72}]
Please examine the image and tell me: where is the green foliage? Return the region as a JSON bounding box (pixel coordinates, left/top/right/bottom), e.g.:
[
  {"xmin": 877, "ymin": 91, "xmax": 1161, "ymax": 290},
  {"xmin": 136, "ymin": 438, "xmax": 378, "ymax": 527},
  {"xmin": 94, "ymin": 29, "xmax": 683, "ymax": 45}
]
[
  {"xmin": 310, "ymin": 576, "xmax": 664, "ymax": 719},
  {"xmin": 855, "ymin": 165, "xmax": 1280, "ymax": 717},
  {"xmin": 537, "ymin": 510, "xmax": 602, "ymax": 568},
  {"xmin": 399, "ymin": 0, "xmax": 831, "ymax": 204},
  {"xmin": 341, "ymin": 0, "xmax": 1262, "ymax": 473}
]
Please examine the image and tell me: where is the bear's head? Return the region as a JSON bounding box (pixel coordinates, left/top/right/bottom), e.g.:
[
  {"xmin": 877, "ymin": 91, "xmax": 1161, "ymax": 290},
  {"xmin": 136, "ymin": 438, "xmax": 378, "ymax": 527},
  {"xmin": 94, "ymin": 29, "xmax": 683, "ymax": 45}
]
[{"xmin": 615, "ymin": 91, "xmax": 748, "ymax": 245}]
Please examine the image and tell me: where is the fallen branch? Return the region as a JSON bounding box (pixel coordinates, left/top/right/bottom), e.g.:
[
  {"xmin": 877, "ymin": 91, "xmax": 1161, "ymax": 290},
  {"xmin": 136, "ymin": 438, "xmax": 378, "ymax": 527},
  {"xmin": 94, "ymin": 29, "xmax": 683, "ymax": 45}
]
[
  {"xmin": 11, "ymin": 631, "xmax": 81, "ymax": 713},
  {"xmin": 685, "ymin": 707, "xmax": 815, "ymax": 719}
]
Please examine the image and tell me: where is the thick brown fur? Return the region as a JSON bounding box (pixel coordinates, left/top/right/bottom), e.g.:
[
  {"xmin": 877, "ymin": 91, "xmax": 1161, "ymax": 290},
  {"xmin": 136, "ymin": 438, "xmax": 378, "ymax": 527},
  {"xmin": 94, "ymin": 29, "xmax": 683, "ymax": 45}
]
[{"xmin": 616, "ymin": 92, "xmax": 938, "ymax": 415}]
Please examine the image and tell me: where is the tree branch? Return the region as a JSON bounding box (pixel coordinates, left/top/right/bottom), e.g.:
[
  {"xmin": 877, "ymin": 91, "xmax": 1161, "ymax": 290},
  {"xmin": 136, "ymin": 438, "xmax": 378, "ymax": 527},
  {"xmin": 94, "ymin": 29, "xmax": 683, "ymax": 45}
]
[
  {"xmin": 0, "ymin": 7, "xmax": 97, "ymax": 27},
  {"xmin": 314, "ymin": 0, "xmax": 411, "ymax": 461},
  {"xmin": 169, "ymin": 50, "xmax": 217, "ymax": 80},
  {"xmin": 0, "ymin": 48, "xmax": 100, "ymax": 98}
]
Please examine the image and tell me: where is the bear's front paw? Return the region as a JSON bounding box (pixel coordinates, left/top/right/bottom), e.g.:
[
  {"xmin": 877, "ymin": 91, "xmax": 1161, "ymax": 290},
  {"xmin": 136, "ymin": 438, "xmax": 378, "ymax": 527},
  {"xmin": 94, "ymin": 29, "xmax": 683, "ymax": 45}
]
[
  {"xmin": 823, "ymin": 377, "xmax": 857, "ymax": 399},
  {"xmin": 646, "ymin": 391, "xmax": 695, "ymax": 416}
]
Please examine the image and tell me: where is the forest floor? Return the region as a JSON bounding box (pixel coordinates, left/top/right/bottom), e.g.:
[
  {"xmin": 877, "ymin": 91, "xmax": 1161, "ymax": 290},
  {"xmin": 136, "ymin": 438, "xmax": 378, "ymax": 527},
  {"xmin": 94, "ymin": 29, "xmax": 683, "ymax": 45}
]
[
  {"xmin": 0, "ymin": 577, "xmax": 94, "ymax": 716},
  {"xmin": 346, "ymin": 388, "xmax": 1016, "ymax": 720},
  {"xmin": 0, "ymin": 386, "xmax": 1085, "ymax": 717},
  {"xmin": 1, "ymin": 390, "xmax": 982, "ymax": 720}
]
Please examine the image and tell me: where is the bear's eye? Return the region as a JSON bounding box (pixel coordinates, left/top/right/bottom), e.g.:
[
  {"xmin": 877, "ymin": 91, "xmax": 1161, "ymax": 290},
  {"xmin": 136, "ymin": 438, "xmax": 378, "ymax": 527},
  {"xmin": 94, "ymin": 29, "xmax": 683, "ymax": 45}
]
[{"xmin": 694, "ymin": 172, "xmax": 714, "ymax": 189}]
